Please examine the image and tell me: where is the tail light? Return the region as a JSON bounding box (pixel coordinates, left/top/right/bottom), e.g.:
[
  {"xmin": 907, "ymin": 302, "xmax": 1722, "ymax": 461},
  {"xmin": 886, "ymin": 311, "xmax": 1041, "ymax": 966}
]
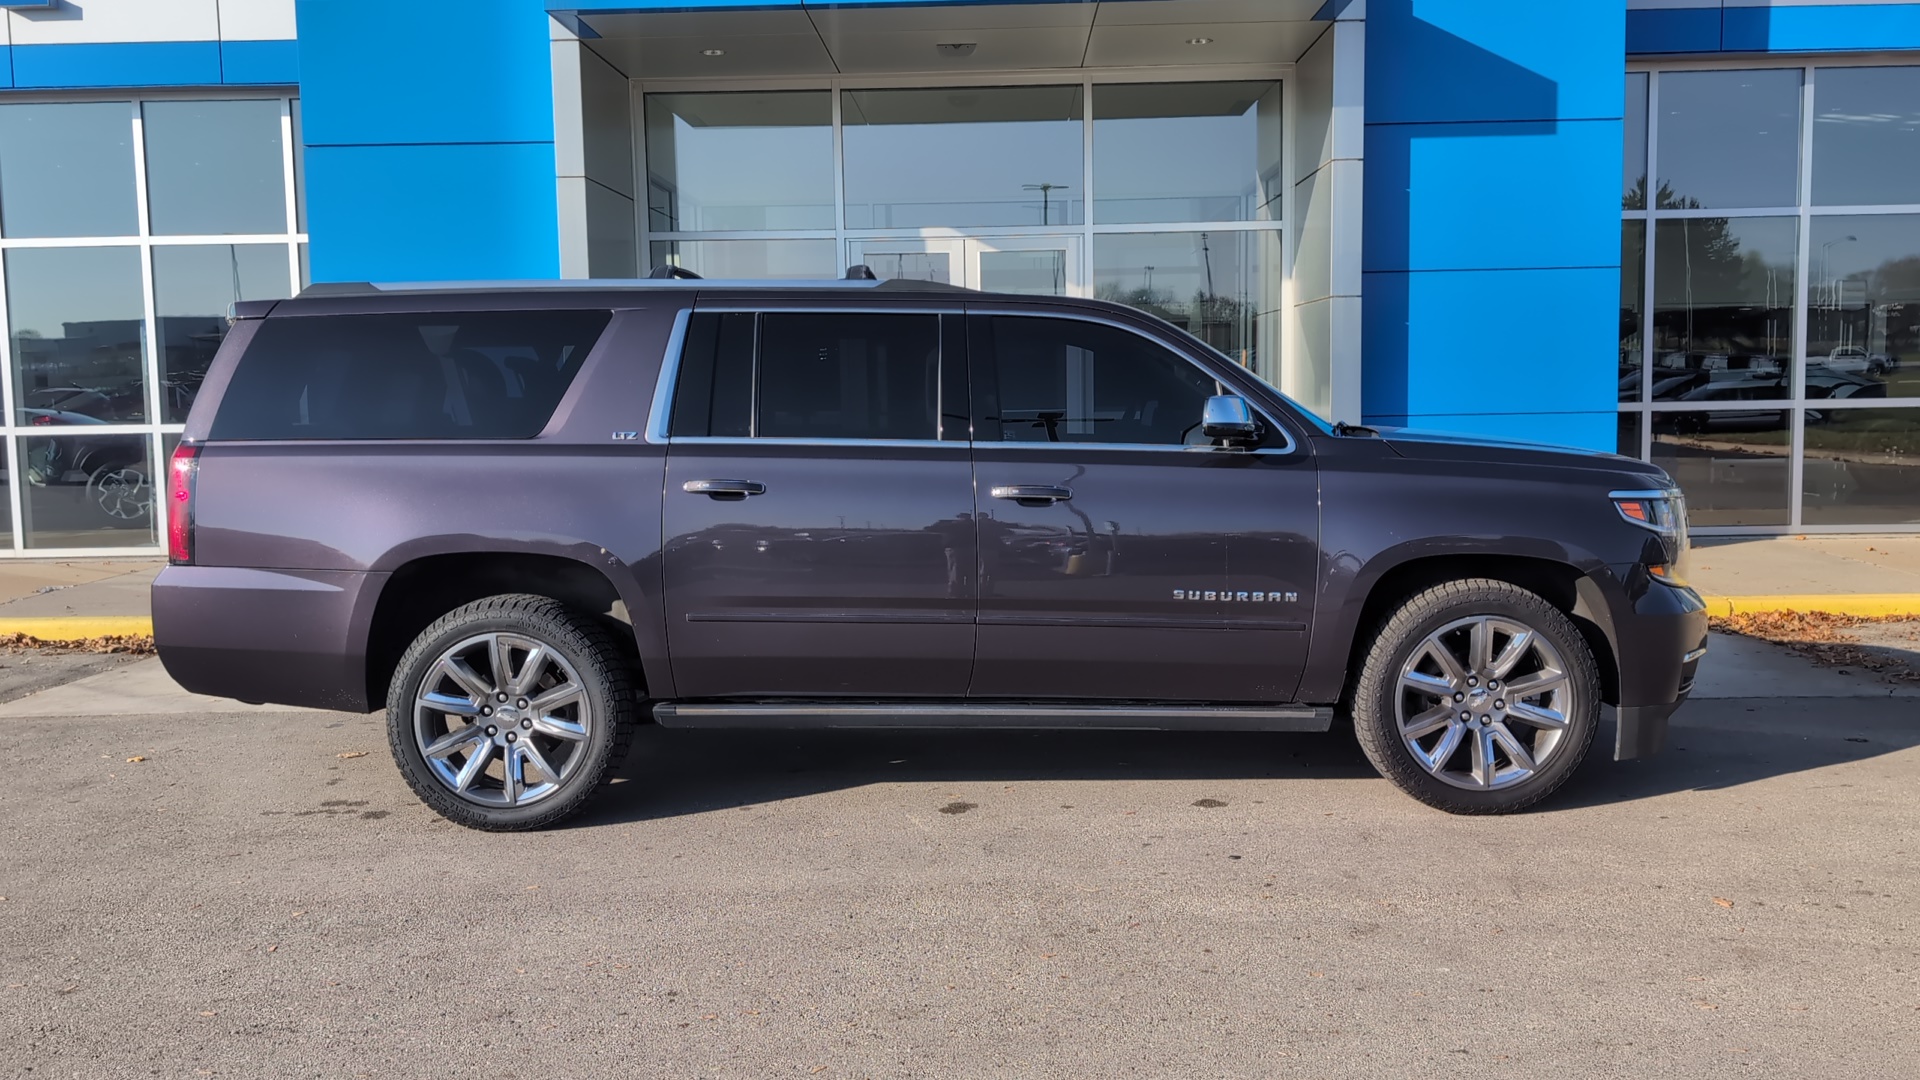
[{"xmin": 167, "ymin": 442, "xmax": 200, "ymax": 565}]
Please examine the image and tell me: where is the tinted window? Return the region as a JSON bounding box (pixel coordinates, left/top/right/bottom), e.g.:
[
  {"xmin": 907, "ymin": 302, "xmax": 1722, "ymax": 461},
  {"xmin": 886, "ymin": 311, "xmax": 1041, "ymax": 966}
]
[
  {"xmin": 670, "ymin": 312, "xmax": 941, "ymax": 441},
  {"xmin": 210, "ymin": 310, "xmax": 609, "ymax": 440},
  {"xmin": 987, "ymin": 316, "xmax": 1219, "ymax": 446}
]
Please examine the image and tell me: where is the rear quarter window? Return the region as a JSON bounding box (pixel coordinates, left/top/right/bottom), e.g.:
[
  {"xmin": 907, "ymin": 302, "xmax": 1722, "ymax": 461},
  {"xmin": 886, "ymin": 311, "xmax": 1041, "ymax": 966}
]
[{"xmin": 207, "ymin": 309, "xmax": 611, "ymax": 440}]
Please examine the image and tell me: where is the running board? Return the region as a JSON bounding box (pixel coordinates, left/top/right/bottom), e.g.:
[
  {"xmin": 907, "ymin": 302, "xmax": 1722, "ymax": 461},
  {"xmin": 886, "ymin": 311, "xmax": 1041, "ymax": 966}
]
[{"xmin": 652, "ymin": 702, "xmax": 1334, "ymax": 732}]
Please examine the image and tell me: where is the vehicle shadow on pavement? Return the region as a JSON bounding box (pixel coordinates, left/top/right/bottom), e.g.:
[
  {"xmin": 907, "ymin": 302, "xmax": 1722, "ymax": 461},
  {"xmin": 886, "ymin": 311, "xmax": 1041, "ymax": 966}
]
[
  {"xmin": 578, "ymin": 726, "xmax": 1379, "ymax": 825},
  {"xmin": 573, "ymin": 694, "xmax": 1920, "ymax": 824},
  {"xmin": 1549, "ymin": 697, "xmax": 1920, "ymax": 811}
]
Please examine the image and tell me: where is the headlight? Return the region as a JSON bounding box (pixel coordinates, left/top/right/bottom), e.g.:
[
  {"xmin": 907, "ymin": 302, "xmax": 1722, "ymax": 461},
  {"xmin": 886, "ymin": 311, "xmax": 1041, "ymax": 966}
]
[{"xmin": 1610, "ymin": 488, "xmax": 1689, "ymax": 584}]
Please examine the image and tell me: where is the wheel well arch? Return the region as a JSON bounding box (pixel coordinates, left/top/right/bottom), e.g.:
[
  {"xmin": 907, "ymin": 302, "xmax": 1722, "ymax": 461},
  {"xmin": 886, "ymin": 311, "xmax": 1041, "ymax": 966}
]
[
  {"xmin": 363, "ymin": 552, "xmax": 634, "ymax": 711},
  {"xmin": 1345, "ymin": 554, "xmax": 1620, "ymax": 707}
]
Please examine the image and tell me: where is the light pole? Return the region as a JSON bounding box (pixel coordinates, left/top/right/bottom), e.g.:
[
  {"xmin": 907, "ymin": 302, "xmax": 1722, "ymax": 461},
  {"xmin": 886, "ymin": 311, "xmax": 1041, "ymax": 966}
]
[
  {"xmin": 1820, "ymin": 235, "xmax": 1858, "ymax": 311},
  {"xmin": 1022, "ymin": 183, "xmax": 1069, "ymax": 226}
]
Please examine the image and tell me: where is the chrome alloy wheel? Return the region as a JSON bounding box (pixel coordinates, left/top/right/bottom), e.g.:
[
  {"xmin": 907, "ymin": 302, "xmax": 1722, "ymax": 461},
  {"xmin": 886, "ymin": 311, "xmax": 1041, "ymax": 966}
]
[
  {"xmin": 412, "ymin": 632, "xmax": 593, "ymax": 808},
  {"xmin": 1394, "ymin": 615, "xmax": 1577, "ymax": 791}
]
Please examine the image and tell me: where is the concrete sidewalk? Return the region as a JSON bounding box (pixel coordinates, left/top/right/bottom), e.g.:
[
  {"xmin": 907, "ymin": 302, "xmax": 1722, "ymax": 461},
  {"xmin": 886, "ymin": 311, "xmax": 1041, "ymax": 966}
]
[{"xmin": 0, "ymin": 536, "xmax": 1918, "ymax": 643}]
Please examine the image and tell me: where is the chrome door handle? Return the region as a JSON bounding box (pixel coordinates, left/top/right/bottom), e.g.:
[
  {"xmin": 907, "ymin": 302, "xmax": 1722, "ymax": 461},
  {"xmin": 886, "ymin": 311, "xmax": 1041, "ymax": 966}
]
[
  {"xmin": 990, "ymin": 484, "xmax": 1073, "ymax": 505},
  {"xmin": 683, "ymin": 479, "xmax": 767, "ymax": 498}
]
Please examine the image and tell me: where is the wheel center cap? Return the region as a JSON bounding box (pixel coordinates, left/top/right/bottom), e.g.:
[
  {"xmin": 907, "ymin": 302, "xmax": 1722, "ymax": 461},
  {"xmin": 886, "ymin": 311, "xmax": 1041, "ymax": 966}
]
[
  {"xmin": 494, "ymin": 706, "xmax": 522, "ymax": 730},
  {"xmin": 1467, "ymin": 687, "xmax": 1492, "ymax": 710}
]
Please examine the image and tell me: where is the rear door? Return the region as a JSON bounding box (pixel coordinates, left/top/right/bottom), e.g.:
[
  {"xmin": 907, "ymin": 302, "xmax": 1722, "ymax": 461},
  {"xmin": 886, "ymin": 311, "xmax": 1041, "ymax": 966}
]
[
  {"xmin": 967, "ymin": 308, "xmax": 1319, "ymax": 702},
  {"xmin": 660, "ymin": 304, "xmax": 976, "ymax": 698}
]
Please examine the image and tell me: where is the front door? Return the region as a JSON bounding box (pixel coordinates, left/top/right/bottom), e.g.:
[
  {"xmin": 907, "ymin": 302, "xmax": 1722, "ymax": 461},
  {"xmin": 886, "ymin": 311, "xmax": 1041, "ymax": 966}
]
[
  {"xmin": 849, "ymin": 237, "xmax": 1084, "ymax": 296},
  {"xmin": 660, "ymin": 305, "xmax": 976, "ymax": 698},
  {"xmin": 966, "ymin": 309, "xmax": 1320, "ymax": 703}
]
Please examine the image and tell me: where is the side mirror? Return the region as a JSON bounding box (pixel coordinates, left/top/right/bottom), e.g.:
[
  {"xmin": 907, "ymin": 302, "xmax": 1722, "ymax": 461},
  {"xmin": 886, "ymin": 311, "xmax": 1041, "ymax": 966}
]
[{"xmin": 1201, "ymin": 394, "xmax": 1261, "ymax": 444}]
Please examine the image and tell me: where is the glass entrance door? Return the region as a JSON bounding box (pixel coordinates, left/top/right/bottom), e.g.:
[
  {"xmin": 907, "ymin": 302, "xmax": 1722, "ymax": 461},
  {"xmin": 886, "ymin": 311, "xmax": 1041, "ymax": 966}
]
[{"xmin": 849, "ymin": 236, "xmax": 1084, "ymax": 296}]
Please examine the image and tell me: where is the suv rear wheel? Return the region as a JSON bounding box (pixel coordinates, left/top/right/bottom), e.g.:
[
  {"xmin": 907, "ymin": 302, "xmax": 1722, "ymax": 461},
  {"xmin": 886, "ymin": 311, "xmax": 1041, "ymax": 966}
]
[
  {"xmin": 1350, "ymin": 579, "xmax": 1600, "ymax": 814},
  {"xmin": 387, "ymin": 594, "xmax": 638, "ymax": 830}
]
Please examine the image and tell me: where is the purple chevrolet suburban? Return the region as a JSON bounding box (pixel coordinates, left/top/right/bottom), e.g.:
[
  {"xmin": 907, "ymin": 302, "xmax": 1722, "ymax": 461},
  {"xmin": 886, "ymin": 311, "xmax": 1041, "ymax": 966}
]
[{"xmin": 153, "ymin": 276, "xmax": 1707, "ymax": 830}]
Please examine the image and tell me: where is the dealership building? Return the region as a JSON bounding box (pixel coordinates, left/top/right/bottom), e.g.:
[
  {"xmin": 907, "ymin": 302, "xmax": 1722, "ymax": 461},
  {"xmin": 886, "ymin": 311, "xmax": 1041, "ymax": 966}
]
[{"xmin": 0, "ymin": 0, "xmax": 1916, "ymax": 553}]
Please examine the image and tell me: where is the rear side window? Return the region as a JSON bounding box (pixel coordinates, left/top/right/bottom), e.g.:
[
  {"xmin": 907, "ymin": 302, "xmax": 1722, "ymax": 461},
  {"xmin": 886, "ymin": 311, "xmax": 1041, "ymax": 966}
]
[
  {"xmin": 208, "ymin": 309, "xmax": 611, "ymax": 440},
  {"xmin": 670, "ymin": 311, "xmax": 941, "ymax": 441}
]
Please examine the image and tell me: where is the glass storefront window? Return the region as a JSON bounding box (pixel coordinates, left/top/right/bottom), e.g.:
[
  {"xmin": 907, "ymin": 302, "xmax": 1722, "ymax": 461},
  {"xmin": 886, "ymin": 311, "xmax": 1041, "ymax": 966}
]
[
  {"xmin": 1652, "ymin": 216, "xmax": 1797, "ymax": 401},
  {"xmin": 843, "ymin": 85, "xmax": 1084, "ymax": 229},
  {"xmin": 644, "ymin": 92, "xmax": 835, "ymax": 231},
  {"xmin": 153, "ymin": 245, "xmax": 294, "ymax": 423},
  {"xmin": 20, "ymin": 433, "xmax": 155, "ymax": 549},
  {"xmin": 1802, "ymin": 408, "xmax": 1920, "ymax": 525},
  {"xmin": 6, "ymin": 247, "xmax": 148, "ymax": 427},
  {"xmin": 1618, "ymin": 411, "xmax": 1642, "ymax": 459},
  {"xmin": 1807, "ymin": 215, "xmax": 1920, "ymax": 401},
  {"xmin": 1620, "ymin": 221, "xmax": 1646, "ymax": 401},
  {"xmin": 1093, "ymin": 231, "xmax": 1282, "ymax": 372},
  {"xmin": 1652, "ymin": 411, "xmax": 1792, "ymax": 527},
  {"xmin": 1656, "ymin": 69, "xmax": 1802, "ymax": 209},
  {"xmin": 1812, "ymin": 67, "xmax": 1920, "ymax": 208},
  {"xmin": 1092, "ymin": 82, "xmax": 1281, "ymax": 224},
  {"xmin": 648, "ymin": 239, "xmax": 838, "ymax": 280},
  {"xmin": 0, "ymin": 102, "xmax": 138, "ymax": 238},
  {"xmin": 1624, "ymin": 73, "xmax": 1649, "ymax": 209},
  {"xmin": 142, "ymin": 100, "xmax": 288, "ymax": 236}
]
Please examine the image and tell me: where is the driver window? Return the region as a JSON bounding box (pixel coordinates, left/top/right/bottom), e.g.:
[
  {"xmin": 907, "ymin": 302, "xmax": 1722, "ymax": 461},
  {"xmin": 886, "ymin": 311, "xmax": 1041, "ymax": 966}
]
[{"xmin": 987, "ymin": 316, "xmax": 1220, "ymax": 446}]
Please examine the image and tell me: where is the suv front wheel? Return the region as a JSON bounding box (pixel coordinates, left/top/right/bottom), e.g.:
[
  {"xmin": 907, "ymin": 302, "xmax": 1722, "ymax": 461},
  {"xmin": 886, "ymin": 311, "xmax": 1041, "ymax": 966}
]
[
  {"xmin": 1350, "ymin": 579, "xmax": 1600, "ymax": 814},
  {"xmin": 387, "ymin": 594, "xmax": 638, "ymax": 830}
]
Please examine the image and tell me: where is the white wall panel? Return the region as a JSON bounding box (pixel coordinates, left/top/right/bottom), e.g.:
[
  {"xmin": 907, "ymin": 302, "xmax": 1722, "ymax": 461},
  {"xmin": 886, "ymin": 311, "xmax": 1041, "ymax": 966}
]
[
  {"xmin": 7, "ymin": 0, "xmax": 220, "ymax": 45},
  {"xmin": 217, "ymin": 0, "xmax": 296, "ymax": 41}
]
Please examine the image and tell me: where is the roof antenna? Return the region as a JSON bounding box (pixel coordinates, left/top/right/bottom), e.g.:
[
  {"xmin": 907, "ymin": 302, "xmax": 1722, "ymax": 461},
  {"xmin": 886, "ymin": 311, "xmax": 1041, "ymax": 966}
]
[
  {"xmin": 844, "ymin": 264, "xmax": 878, "ymax": 280},
  {"xmin": 647, "ymin": 265, "xmax": 702, "ymax": 280}
]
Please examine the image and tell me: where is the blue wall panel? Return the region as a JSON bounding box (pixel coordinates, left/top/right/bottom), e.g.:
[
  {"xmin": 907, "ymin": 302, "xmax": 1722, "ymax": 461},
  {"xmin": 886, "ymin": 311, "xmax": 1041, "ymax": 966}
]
[
  {"xmin": 1366, "ymin": 0, "xmax": 1625, "ymax": 123},
  {"xmin": 1361, "ymin": 0, "xmax": 1627, "ymax": 452},
  {"xmin": 1360, "ymin": 267, "xmax": 1619, "ymax": 437},
  {"xmin": 1723, "ymin": 4, "xmax": 1920, "ymax": 53},
  {"xmin": 1361, "ymin": 410, "xmax": 1618, "ymax": 452},
  {"xmin": 1364, "ymin": 118, "xmax": 1622, "ymax": 273},
  {"xmin": 298, "ymin": 0, "xmax": 555, "ymax": 146},
  {"xmin": 1624, "ymin": 8, "xmax": 1723, "ymax": 54},
  {"xmin": 221, "ymin": 39, "xmax": 300, "ymax": 85},
  {"xmin": 1, "ymin": 46, "xmax": 11, "ymax": 91},
  {"xmin": 305, "ymin": 143, "xmax": 561, "ymax": 282},
  {"xmin": 11, "ymin": 41, "xmax": 222, "ymax": 89}
]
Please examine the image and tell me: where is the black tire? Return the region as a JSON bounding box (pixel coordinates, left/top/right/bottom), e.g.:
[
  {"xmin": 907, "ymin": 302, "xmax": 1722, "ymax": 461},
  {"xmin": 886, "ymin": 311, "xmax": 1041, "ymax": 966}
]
[
  {"xmin": 1350, "ymin": 579, "xmax": 1600, "ymax": 814},
  {"xmin": 387, "ymin": 594, "xmax": 639, "ymax": 831}
]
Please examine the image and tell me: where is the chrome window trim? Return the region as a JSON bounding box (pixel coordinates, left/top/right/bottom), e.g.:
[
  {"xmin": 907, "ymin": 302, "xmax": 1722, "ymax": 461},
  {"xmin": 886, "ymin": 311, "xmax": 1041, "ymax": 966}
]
[
  {"xmin": 667, "ymin": 436, "xmax": 959, "ymax": 450},
  {"xmin": 968, "ymin": 305, "xmax": 1301, "ymax": 456},
  {"xmin": 643, "ymin": 306, "xmax": 693, "ymax": 445}
]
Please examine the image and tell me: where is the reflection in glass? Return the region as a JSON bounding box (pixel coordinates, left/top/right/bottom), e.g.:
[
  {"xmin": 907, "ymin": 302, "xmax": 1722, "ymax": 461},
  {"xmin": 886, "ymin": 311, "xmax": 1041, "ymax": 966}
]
[
  {"xmin": 1652, "ymin": 216, "xmax": 1797, "ymax": 401},
  {"xmin": 6, "ymin": 247, "xmax": 147, "ymax": 426},
  {"xmin": 649, "ymin": 239, "xmax": 837, "ymax": 280},
  {"xmin": 979, "ymin": 249, "xmax": 1067, "ymax": 296},
  {"xmin": 143, "ymin": 100, "xmax": 288, "ymax": 236},
  {"xmin": 859, "ymin": 251, "xmax": 951, "ymax": 284},
  {"xmin": 291, "ymin": 98, "xmax": 306, "ymax": 233},
  {"xmin": 0, "ymin": 439, "xmax": 12, "ymax": 547},
  {"xmin": 0, "ymin": 102, "xmax": 138, "ymax": 238},
  {"xmin": 22, "ymin": 433, "xmax": 156, "ymax": 549},
  {"xmin": 1620, "ymin": 221, "xmax": 1646, "ymax": 401},
  {"xmin": 1812, "ymin": 67, "xmax": 1920, "ymax": 208},
  {"xmin": 154, "ymin": 245, "xmax": 293, "ymax": 423},
  {"xmin": 1803, "ymin": 408, "xmax": 1920, "ymax": 525},
  {"xmin": 1093, "ymin": 232, "xmax": 1282, "ymax": 374},
  {"xmin": 1653, "ymin": 411, "xmax": 1791, "ymax": 527},
  {"xmin": 1618, "ymin": 411, "xmax": 1643, "ymax": 460},
  {"xmin": 1808, "ymin": 215, "xmax": 1919, "ymax": 400},
  {"xmin": 1092, "ymin": 82, "xmax": 1281, "ymax": 224},
  {"xmin": 1655, "ymin": 69, "xmax": 1801, "ymax": 210},
  {"xmin": 1624, "ymin": 73, "xmax": 1648, "ymax": 208},
  {"xmin": 644, "ymin": 92, "xmax": 834, "ymax": 231},
  {"xmin": 843, "ymin": 86, "xmax": 1083, "ymax": 228}
]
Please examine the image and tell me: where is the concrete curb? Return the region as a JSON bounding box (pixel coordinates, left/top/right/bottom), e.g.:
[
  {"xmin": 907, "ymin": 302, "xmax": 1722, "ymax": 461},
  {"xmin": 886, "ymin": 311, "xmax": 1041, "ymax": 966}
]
[
  {"xmin": 1699, "ymin": 594, "xmax": 1920, "ymax": 618},
  {"xmin": 0, "ymin": 616, "xmax": 154, "ymax": 641}
]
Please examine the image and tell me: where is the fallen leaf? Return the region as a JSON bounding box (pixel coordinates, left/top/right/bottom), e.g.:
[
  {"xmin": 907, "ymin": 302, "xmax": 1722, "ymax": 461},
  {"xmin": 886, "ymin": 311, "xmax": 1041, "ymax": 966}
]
[
  {"xmin": 126, "ymin": 756, "xmax": 146, "ymax": 763},
  {"xmin": 701, "ymin": 1013, "xmax": 718, "ymax": 1020},
  {"xmin": 1713, "ymin": 897, "xmax": 1734, "ymax": 908},
  {"xmin": 199, "ymin": 1010, "xmax": 218, "ymax": 1017},
  {"xmin": 812, "ymin": 1068, "xmax": 828, "ymax": 1075},
  {"xmin": 1697, "ymin": 1002, "xmax": 1720, "ymax": 1011},
  {"xmin": 336, "ymin": 751, "xmax": 368, "ymax": 760},
  {"xmin": 291, "ymin": 911, "xmax": 306, "ymax": 918},
  {"xmin": 1309, "ymin": 971, "xmax": 1325, "ymax": 978},
  {"xmin": 266, "ymin": 945, "xmax": 277, "ymax": 953}
]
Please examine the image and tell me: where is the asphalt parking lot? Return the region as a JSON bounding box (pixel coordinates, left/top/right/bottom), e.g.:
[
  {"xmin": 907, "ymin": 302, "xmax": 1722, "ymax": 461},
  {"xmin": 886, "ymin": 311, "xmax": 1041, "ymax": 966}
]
[{"xmin": 3, "ymin": 639, "xmax": 1918, "ymax": 1079}]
